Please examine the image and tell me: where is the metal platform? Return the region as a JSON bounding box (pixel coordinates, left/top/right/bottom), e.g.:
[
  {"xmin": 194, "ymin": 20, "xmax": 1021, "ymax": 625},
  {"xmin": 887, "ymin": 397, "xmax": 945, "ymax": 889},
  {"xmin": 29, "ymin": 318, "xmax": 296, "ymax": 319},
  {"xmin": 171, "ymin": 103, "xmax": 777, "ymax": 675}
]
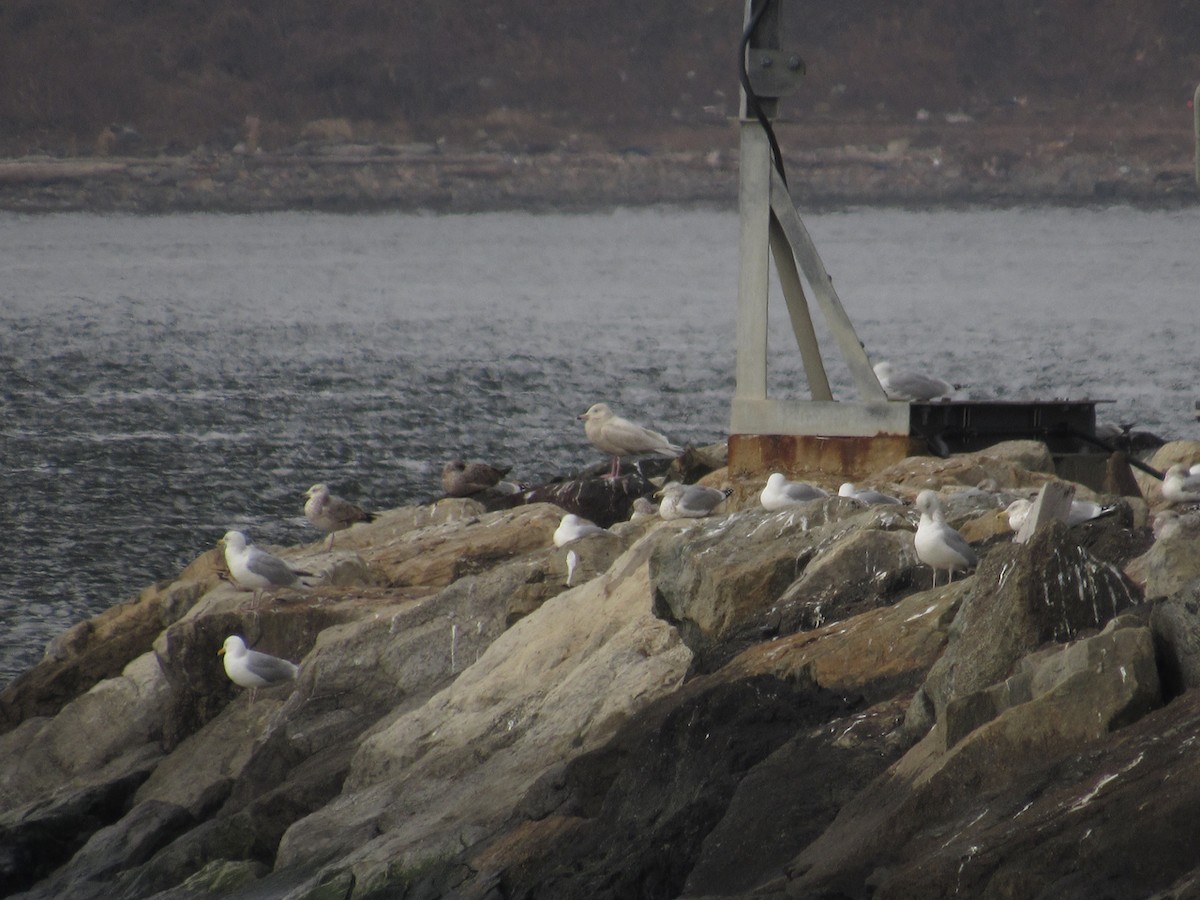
[{"xmin": 909, "ymin": 399, "xmax": 1106, "ymax": 456}]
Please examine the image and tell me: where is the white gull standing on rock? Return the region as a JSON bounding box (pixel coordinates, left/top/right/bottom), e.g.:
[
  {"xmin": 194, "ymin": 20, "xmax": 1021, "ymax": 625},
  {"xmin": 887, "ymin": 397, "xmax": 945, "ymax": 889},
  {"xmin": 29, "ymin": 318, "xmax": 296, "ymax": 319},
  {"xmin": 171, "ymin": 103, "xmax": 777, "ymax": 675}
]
[
  {"xmin": 218, "ymin": 635, "xmax": 299, "ymax": 703},
  {"xmin": 220, "ymin": 530, "xmax": 312, "ymax": 607},
  {"xmin": 838, "ymin": 482, "xmax": 903, "ymax": 506},
  {"xmin": 914, "ymin": 490, "xmax": 978, "ymax": 587},
  {"xmin": 873, "ymin": 360, "xmax": 961, "ymax": 401},
  {"xmin": 578, "ymin": 402, "xmax": 682, "ymax": 479},
  {"xmin": 303, "ymin": 483, "xmax": 376, "ymax": 549},
  {"xmin": 657, "ymin": 482, "xmax": 732, "ymax": 520},
  {"xmin": 553, "ymin": 514, "xmax": 607, "ymax": 547},
  {"xmin": 760, "ymin": 473, "xmax": 829, "ymax": 511},
  {"xmin": 1162, "ymin": 464, "xmax": 1200, "ymax": 504}
]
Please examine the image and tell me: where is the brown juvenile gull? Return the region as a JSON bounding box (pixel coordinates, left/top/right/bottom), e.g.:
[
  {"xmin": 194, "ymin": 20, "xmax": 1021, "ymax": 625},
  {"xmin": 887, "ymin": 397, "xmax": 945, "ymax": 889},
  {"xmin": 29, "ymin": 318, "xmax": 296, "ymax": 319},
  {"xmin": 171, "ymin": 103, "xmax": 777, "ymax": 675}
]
[
  {"xmin": 220, "ymin": 530, "xmax": 312, "ymax": 607},
  {"xmin": 304, "ymin": 483, "xmax": 376, "ymax": 549},
  {"xmin": 442, "ymin": 460, "xmax": 512, "ymax": 497},
  {"xmin": 578, "ymin": 402, "xmax": 682, "ymax": 479},
  {"xmin": 914, "ymin": 490, "xmax": 978, "ymax": 587},
  {"xmin": 873, "ymin": 360, "xmax": 961, "ymax": 401},
  {"xmin": 218, "ymin": 635, "xmax": 299, "ymax": 703},
  {"xmin": 656, "ymin": 482, "xmax": 732, "ymax": 520}
]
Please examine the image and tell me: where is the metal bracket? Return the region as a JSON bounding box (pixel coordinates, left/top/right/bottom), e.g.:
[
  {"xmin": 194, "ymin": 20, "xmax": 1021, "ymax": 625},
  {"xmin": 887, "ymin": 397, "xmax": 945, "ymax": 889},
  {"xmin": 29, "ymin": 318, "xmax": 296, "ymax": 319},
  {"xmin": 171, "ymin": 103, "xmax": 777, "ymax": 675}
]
[{"xmin": 745, "ymin": 48, "xmax": 807, "ymax": 99}]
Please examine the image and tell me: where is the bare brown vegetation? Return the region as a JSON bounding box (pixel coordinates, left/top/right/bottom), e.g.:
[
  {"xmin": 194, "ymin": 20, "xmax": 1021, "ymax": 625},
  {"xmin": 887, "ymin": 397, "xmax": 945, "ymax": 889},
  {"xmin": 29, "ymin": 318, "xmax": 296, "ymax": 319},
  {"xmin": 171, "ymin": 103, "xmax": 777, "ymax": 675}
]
[{"xmin": 0, "ymin": 0, "xmax": 1196, "ymax": 158}]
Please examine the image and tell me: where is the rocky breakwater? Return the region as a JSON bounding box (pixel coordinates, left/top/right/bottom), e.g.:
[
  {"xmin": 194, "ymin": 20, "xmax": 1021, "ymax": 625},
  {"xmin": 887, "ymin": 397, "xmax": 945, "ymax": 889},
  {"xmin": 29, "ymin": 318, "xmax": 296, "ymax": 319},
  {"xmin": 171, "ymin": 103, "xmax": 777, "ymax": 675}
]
[{"xmin": 3, "ymin": 438, "xmax": 1200, "ymax": 898}]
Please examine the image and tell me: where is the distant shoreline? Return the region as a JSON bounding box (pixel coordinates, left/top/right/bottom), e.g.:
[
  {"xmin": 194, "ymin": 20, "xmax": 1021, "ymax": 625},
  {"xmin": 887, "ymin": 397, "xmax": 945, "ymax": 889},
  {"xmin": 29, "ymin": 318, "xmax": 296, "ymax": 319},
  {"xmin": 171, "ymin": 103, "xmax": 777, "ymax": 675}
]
[{"xmin": 0, "ymin": 139, "xmax": 1196, "ymax": 214}]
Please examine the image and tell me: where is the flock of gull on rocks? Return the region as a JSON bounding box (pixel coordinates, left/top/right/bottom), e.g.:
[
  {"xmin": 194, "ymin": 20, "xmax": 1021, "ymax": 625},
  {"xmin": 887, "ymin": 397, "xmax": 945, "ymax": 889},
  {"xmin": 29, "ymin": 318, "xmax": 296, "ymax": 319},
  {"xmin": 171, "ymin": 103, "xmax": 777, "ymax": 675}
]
[{"xmin": 213, "ymin": 360, "xmax": 1200, "ymax": 699}]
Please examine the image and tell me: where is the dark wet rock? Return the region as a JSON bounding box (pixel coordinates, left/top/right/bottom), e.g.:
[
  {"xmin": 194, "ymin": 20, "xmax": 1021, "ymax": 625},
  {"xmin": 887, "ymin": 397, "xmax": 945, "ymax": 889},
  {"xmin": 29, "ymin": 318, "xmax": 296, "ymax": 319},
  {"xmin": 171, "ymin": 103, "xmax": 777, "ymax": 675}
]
[
  {"xmin": 491, "ymin": 674, "xmax": 855, "ymax": 900},
  {"xmin": 0, "ymin": 758, "xmax": 160, "ymax": 895},
  {"xmin": 508, "ymin": 473, "xmax": 658, "ymax": 528},
  {"xmin": 791, "ymin": 677, "xmax": 1199, "ymax": 900}
]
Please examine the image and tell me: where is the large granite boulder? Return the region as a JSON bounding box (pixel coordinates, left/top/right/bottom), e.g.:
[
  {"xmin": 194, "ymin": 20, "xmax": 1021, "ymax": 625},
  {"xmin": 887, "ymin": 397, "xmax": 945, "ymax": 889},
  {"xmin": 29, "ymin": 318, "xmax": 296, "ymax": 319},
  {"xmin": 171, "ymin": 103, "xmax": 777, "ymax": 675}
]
[
  {"xmin": 269, "ymin": 531, "xmax": 692, "ymax": 895},
  {"xmin": 905, "ymin": 520, "xmax": 1142, "ymax": 739},
  {"xmin": 786, "ymin": 616, "xmax": 1163, "ymax": 898},
  {"xmin": 650, "ymin": 499, "xmax": 922, "ymax": 672}
]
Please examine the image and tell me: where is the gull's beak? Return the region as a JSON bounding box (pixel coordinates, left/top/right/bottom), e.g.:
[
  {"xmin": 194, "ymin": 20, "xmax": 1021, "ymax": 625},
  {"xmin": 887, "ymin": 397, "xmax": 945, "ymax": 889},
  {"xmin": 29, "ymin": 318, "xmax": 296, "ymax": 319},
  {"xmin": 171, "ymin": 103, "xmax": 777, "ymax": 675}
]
[{"xmin": 217, "ymin": 647, "xmax": 226, "ymax": 657}]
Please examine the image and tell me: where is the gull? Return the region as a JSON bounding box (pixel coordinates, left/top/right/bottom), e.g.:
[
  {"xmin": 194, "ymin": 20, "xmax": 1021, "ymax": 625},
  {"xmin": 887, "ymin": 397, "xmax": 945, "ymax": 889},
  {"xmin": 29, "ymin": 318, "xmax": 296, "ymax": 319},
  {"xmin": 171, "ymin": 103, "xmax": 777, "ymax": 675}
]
[
  {"xmin": 553, "ymin": 513, "xmax": 607, "ymax": 547},
  {"xmin": 760, "ymin": 473, "xmax": 829, "ymax": 511},
  {"xmin": 578, "ymin": 402, "xmax": 682, "ymax": 479},
  {"xmin": 1153, "ymin": 509, "xmax": 1200, "ymax": 541},
  {"xmin": 220, "ymin": 530, "xmax": 312, "ymax": 607},
  {"xmin": 629, "ymin": 497, "xmax": 659, "ymax": 521},
  {"xmin": 1004, "ymin": 497, "xmax": 1117, "ymax": 532},
  {"xmin": 838, "ymin": 482, "xmax": 903, "ymax": 506},
  {"xmin": 656, "ymin": 482, "xmax": 732, "ymax": 520},
  {"xmin": 218, "ymin": 635, "xmax": 299, "ymax": 703},
  {"xmin": 914, "ymin": 490, "xmax": 978, "ymax": 587},
  {"xmin": 1162, "ymin": 464, "xmax": 1200, "ymax": 504},
  {"xmin": 304, "ymin": 483, "xmax": 376, "ymax": 549},
  {"xmin": 873, "ymin": 360, "xmax": 961, "ymax": 401},
  {"xmin": 442, "ymin": 460, "xmax": 512, "ymax": 497}
]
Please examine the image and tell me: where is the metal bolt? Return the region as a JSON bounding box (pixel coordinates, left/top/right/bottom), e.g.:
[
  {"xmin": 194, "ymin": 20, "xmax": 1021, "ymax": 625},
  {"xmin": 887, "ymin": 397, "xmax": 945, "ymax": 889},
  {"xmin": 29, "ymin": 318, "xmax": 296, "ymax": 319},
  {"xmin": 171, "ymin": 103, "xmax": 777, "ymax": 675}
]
[
  {"xmin": 759, "ymin": 54, "xmax": 773, "ymax": 68},
  {"xmin": 787, "ymin": 55, "xmax": 804, "ymax": 70}
]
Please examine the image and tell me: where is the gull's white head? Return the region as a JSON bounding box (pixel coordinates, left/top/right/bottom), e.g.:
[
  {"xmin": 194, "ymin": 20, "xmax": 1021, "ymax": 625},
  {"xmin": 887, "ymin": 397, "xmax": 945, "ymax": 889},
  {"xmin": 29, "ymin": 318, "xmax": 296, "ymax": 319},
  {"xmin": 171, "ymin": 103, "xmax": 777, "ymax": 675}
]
[
  {"xmin": 873, "ymin": 361, "xmax": 894, "ymax": 379},
  {"xmin": 218, "ymin": 635, "xmax": 247, "ymax": 658},
  {"xmin": 220, "ymin": 530, "xmax": 248, "ymax": 551},
  {"xmin": 578, "ymin": 402, "xmax": 613, "ymax": 422},
  {"xmin": 1005, "ymin": 499, "xmax": 1032, "ymax": 530},
  {"xmin": 766, "ymin": 473, "xmax": 787, "ymax": 489},
  {"xmin": 305, "ymin": 483, "xmax": 329, "ymax": 499},
  {"xmin": 838, "ymin": 482, "xmax": 856, "ymax": 497},
  {"xmin": 915, "ymin": 490, "xmax": 941, "ymax": 516}
]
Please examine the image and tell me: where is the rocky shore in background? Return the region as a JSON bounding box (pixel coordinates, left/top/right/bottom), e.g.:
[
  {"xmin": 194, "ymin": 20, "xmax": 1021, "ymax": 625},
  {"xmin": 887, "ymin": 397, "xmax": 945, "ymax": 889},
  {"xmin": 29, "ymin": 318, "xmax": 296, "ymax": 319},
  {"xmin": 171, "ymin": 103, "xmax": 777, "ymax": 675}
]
[
  {"xmin": 1, "ymin": 119, "xmax": 1197, "ymax": 214},
  {"xmin": 5, "ymin": 437, "xmax": 1200, "ymax": 898}
]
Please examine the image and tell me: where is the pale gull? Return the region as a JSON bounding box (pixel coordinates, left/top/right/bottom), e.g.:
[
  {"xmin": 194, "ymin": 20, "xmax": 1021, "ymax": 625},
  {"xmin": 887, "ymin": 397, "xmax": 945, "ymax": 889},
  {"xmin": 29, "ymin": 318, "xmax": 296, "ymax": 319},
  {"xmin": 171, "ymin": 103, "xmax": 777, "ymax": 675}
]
[
  {"xmin": 441, "ymin": 460, "xmax": 512, "ymax": 497},
  {"xmin": 630, "ymin": 497, "xmax": 659, "ymax": 521},
  {"xmin": 1162, "ymin": 464, "xmax": 1200, "ymax": 504},
  {"xmin": 838, "ymin": 482, "xmax": 903, "ymax": 506},
  {"xmin": 873, "ymin": 360, "xmax": 961, "ymax": 401},
  {"xmin": 914, "ymin": 490, "xmax": 978, "ymax": 586},
  {"xmin": 1153, "ymin": 509, "xmax": 1200, "ymax": 541},
  {"xmin": 220, "ymin": 530, "xmax": 312, "ymax": 607},
  {"xmin": 1004, "ymin": 497, "xmax": 1117, "ymax": 532},
  {"xmin": 553, "ymin": 513, "xmax": 607, "ymax": 547},
  {"xmin": 218, "ymin": 635, "xmax": 299, "ymax": 702},
  {"xmin": 656, "ymin": 482, "xmax": 732, "ymax": 520},
  {"xmin": 304, "ymin": 483, "xmax": 376, "ymax": 549},
  {"xmin": 578, "ymin": 402, "xmax": 682, "ymax": 479},
  {"xmin": 760, "ymin": 472, "xmax": 829, "ymax": 511}
]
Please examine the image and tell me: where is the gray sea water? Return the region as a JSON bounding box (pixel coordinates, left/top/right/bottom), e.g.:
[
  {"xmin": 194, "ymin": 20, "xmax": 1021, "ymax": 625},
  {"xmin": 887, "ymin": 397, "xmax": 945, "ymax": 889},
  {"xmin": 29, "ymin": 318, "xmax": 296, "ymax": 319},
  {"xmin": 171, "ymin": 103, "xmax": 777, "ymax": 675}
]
[{"xmin": 2, "ymin": 205, "xmax": 1198, "ymax": 685}]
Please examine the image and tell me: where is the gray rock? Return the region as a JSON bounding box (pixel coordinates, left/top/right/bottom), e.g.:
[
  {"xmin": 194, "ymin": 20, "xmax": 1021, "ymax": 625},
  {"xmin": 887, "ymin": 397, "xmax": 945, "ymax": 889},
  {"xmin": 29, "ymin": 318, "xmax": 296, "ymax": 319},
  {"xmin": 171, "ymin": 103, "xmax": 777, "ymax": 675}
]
[
  {"xmin": 906, "ymin": 521, "xmax": 1141, "ymax": 739},
  {"xmin": 650, "ymin": 499, "xmax": 897, "ymax": 672},
  {"xmin": 1150, "ymin": 577, "xmax": 1200, "ymax": 696}
]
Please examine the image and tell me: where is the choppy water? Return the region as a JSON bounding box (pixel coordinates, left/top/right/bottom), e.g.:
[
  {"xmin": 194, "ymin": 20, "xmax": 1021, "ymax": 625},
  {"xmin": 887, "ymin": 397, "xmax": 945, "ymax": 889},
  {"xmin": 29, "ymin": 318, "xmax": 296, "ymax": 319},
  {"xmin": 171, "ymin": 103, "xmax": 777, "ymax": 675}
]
[{"xmin": 2, "ymin": 205, "xmax": 1198, "ymax": 685}]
